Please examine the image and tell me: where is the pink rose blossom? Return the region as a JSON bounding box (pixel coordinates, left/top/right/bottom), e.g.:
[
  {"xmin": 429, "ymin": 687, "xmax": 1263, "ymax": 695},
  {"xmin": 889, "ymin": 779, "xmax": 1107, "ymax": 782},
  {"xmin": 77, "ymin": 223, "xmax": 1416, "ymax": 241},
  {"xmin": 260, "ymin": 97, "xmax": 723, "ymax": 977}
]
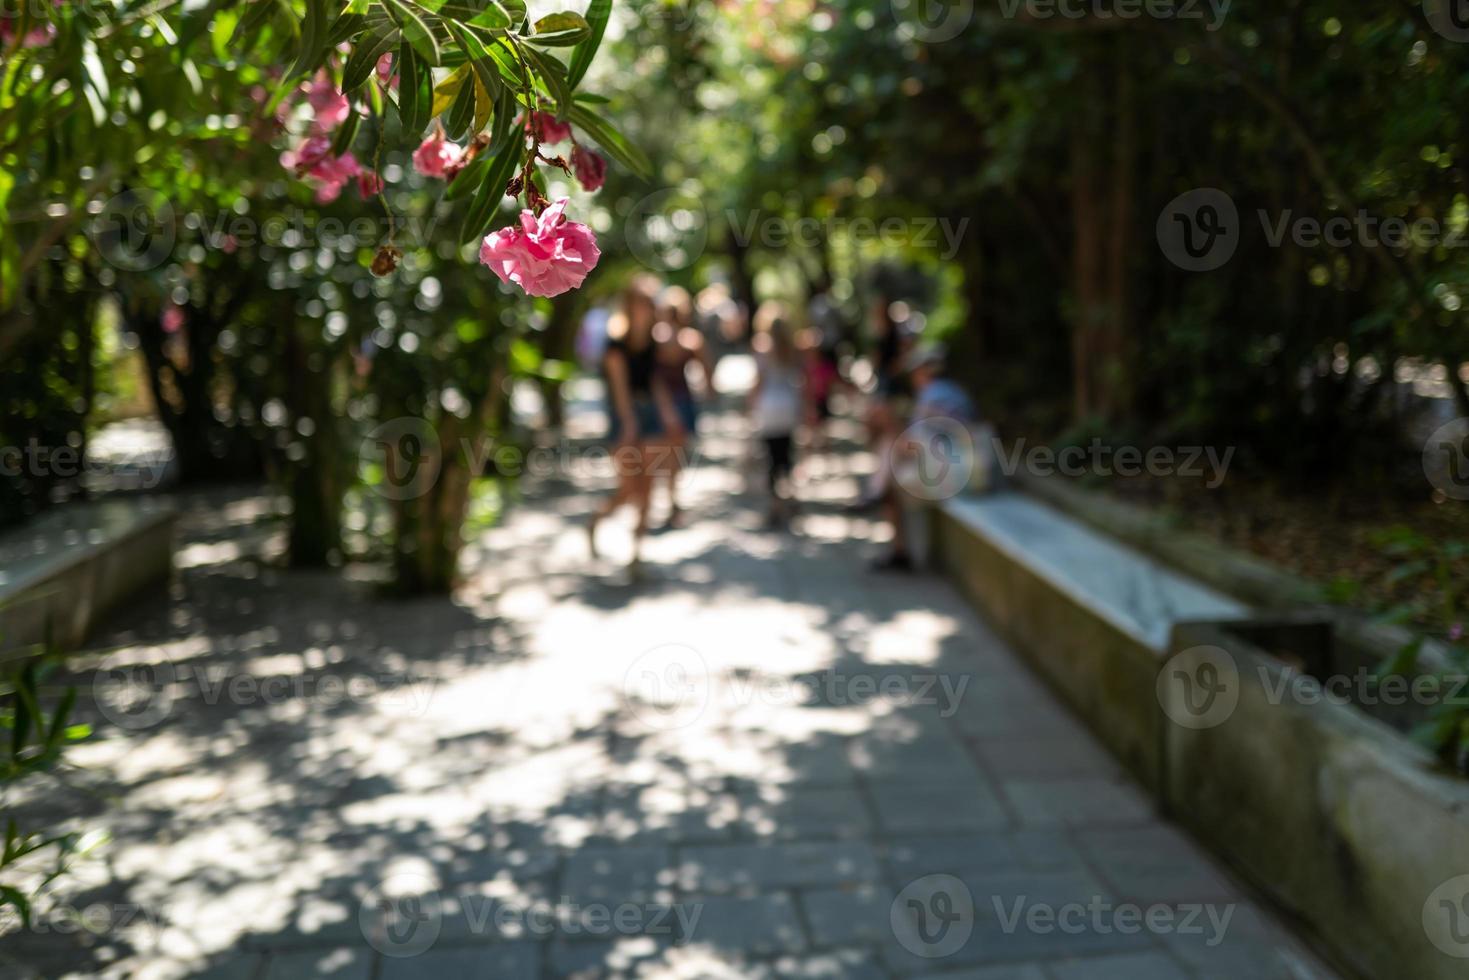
[
  {"xmin": 532, "ymin": 112, "xmax": 572, "ymax": 144},
  {"xmin": 307, "ymin": 72, "xmax": 351, "ymax": 133},
  {"xmin": 357, "ymin": 170, "xmax": 384, "ymax": 198},
  {"xmin": 478, "ymin": 197, "xmax": 601, "ymax": 298},
  {"xmin": 572, "ymin": 145, "xmax": 607, "ymax": 192},
  {"xmin": 412, "ymin": 130, "xmax": 466, "ymax": 179}
]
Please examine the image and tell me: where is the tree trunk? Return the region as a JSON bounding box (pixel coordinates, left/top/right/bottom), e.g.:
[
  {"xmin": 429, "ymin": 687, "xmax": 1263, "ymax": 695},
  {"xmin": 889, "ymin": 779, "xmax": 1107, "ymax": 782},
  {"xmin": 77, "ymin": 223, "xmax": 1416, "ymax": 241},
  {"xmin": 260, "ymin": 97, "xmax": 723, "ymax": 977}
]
[
  {"xmin": 1098, "ymin": 51, "xmax": 1136, "ymax": 422},
  {"xmin": 1070, "ymin": 108, "xmax": 1103, "ymax": 423},
  {"xmin": 284, "ymin": 324, "xmax": 342, "ymax": 567}
]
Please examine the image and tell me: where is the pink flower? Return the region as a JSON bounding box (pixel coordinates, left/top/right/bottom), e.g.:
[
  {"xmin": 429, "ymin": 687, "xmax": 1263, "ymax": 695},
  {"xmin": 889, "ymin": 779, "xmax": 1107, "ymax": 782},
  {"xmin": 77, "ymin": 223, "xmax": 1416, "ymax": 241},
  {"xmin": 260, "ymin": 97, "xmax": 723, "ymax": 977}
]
[
  {"xmin": 0, "ymin": 5, "xmax": 57, "ymax": 49},
  {"xmin": 375, "ymin": 53, "xmax": 398, "ymax": 88},
  {"xmin": 357, "ymin": 170, "xmax": 384, "ymax": 198},
  {"xmin": 479, "ymin": 197, "xmax": 601, "ymax": 298},
  {"xmin": 532, "ymin": 112, "xmax": 572, "ymax": 144},
  {"xmin": 412, "ymin": 130, "xmax": 466, "ymax": 179},
  {"xmin": 161, "ymin": 305, "xmax": 185, "ymax": 334},
  {"xmin": 572, "ymin": 145, "xmax": 607, "ymax": 192},
  {"xmin": 307, "ymin": 72, "xmax": 351, "ymax": 133},
  {"xmin": 281, "ymin": 135, "xmax": 332, "ymax": 175},
  {"xmin": 309, "ymin": 151, "xmax": 361, "ymax": 203}
]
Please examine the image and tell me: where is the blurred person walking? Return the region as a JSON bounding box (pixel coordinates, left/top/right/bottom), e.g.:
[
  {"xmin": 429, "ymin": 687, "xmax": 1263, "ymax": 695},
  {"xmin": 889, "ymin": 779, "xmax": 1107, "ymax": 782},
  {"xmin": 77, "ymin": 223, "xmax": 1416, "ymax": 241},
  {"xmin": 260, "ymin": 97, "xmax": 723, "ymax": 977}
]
[
  {"xmin": 588, "ymin": 275, "xmax": 684, "ymax": 574},
  {"xmin": 653, "ymin": 286, "xmax": 715, "ymax": 530},
  {"xmin": 748, "ymin": 302, "xmax": 804, "ymax": 529}
]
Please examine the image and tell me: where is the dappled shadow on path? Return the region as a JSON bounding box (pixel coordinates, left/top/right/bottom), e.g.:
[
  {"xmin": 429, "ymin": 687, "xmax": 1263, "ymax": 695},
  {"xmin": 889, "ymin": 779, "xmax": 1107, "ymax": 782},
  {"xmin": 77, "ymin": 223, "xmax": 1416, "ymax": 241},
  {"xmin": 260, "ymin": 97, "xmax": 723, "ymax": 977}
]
[{"xmin": 1, "ymin": 409, "xmax": 1321, "ymax": 980}]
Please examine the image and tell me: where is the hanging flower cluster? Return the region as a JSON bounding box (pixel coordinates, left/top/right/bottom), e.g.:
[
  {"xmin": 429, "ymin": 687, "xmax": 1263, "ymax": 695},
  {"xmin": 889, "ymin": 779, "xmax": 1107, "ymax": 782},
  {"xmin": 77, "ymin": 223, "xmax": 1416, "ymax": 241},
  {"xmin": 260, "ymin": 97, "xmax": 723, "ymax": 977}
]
[{"xmin": 278, "ymin": 69, "xmax": 381, "ymax": 205}]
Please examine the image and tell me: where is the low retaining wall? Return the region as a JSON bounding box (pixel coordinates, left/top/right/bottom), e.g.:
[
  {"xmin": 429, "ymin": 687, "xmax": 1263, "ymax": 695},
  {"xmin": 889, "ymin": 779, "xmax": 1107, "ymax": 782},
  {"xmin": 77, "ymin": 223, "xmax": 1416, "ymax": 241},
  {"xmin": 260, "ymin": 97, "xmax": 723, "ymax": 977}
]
[
  {"xmin": 934, "ymin": 492, "xmax": 1469, "ymax": 980},
  {"xmin": 0, "ymin": 499, "xmax": 177, "ymax": 652},
  {"xmin": 1164, "ymin": 622, "xmax": 1469, "ymax": 980}
]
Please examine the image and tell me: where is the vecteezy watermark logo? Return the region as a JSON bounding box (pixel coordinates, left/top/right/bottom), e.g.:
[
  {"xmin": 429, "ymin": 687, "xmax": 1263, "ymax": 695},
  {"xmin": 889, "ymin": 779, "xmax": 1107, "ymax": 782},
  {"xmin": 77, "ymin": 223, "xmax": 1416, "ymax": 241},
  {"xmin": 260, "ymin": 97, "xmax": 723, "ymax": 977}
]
[
  {"xmin": 1423, "ymin": 418, "xmax": 1469, "ymax": 500},
  {"xmin": 893, "ymin": 417, "xmax": 977, "ymax": 502},
  {"xmin": 361, "ymin": 872, "xmax": 443, "ymax": 958},
  {"xmin": 725, "ymin": 212, "xmax": 969, "ymax": 261},
  {"xmin": 892, "ymin": 0, "xmax": 974, "ymax": 42},
  {"xmin": 1423, "ymin": 875, "xmax": 1469, "ymax": 958},
  {"xmin": 90, "ymin": 190, "xmax": 176, "ymax": 272},
  {"xmin": 1156, "ymin": 645, "xmax": 1239, "ymax": 729},
  {"xmin": 996, "ymin": 0, "xmax": 1230, "ymax": 29},
  {"xmin": 892, "ymin": 874, "xmax": 974, "ymax": 958},
  {"xmin": 1425, "ymin": 0, "xmax": 1469, "ymax": 42},
  {"xmin": 622, "ymin": 644, "xmax": 711, "ymax": 732},
  {"xmin": 92, "ymin": 651, "xmax": 176, "ymax": 730},
  {"xmin": 624, "ymin": 187, "xmax": 709, "ymax": 273},
  {"xmin": 992, "ymin": 896, "xmax": 1235, "ymax": 945},
  {"xmin": 1157, "ymin": 188, "xmax": 1239, "ymax": 272},
  {"xmin": 359, "ymin": 417, "xmax": 443, "ymax": 501}
]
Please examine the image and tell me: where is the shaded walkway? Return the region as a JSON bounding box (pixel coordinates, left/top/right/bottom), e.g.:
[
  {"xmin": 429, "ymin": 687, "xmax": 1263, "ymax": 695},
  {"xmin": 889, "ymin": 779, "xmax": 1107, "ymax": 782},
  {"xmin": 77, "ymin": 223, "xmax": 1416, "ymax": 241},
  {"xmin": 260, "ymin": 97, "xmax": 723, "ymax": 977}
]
[{"xmin": 3, "ymin": 407, "xmax": 1340, "ymax": 979}]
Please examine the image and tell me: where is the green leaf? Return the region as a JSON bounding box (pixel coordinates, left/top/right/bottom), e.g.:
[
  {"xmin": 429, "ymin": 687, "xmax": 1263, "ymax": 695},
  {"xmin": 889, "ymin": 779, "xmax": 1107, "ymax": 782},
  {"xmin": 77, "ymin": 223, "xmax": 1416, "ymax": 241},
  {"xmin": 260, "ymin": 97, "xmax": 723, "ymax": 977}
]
[
  {"xmin": 464, "ymin": 1, "xmax": 512, "ymax": 31},
  {"xmin": 445, "ymin": 152, "xmax": 493, "ymax": 201},
  {"xmin": 330, "ymin": 106, "xmax": 362, "ymax": 156},
  {"xmin": 442, "ymin": 21, "xmax": 503, "ymax": 102},
  {"xmin": 229, "ymin": 0, "xmax": 280, "ymax": 49},
  {"xmin": 566, "ymin": 102, "xmax": 651, "ymax": 179},
  {"xmin": 529, "ymin": 11, "xmax": 590, "ymax": 46},
  {"xmin": 444, "ymin": 71, "xmax": 478, "ymax": 139},
  {"xmin": 431, "ymin": 63, "xmax": 472, "ymax": 118},
  {"xmin": 472, "ymin": 75, "xmax": 494, "ymax": 134},
  {"xmin": 342, "ymin": 24, "xmax": 402, "ymax": 91},
  {"xmin": 566, "ymin": 0, "xmax": 610, "ymax": 88},
  {"xmin": 327, "ymin": 11, "xmax": 367, "ymax": 46},
  {"xmin": 289, "ymin": 0, "xmax": 331, "ymax": 79},
  {"xmin": 396, "ymin": 42, "xmax": 432, "ymax": 137},
  {"xmin": 520, "ymin": 43, "xmax": 571, "ymax": 114},
  {"xmin": 489, "ymin": 83, "xmax": 516, "ymax": 153},
  {"xmin": 460, "ymin": 136, "xmax": 520, "ymax": 244},
  {"xmin": 383, "ymin": 0, "xmax": 441, "ymax": 66}
]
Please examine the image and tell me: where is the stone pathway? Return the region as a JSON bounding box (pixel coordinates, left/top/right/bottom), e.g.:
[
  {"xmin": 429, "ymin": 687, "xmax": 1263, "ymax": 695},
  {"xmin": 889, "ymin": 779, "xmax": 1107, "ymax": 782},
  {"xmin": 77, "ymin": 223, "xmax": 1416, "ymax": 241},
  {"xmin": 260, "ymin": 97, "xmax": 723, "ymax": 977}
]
[{"xmin": 4, "ymin": 405, "xmax": 1342, "ymax": 980}]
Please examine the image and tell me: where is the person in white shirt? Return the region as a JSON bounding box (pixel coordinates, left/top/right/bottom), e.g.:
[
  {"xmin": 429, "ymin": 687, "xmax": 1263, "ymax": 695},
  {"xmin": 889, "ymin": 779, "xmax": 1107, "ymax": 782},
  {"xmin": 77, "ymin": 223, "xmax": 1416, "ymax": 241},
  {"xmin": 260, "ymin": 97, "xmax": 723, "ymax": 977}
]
[{"xmin": 748, "ymin": 302, "xmax": 803, "ymax": 529}]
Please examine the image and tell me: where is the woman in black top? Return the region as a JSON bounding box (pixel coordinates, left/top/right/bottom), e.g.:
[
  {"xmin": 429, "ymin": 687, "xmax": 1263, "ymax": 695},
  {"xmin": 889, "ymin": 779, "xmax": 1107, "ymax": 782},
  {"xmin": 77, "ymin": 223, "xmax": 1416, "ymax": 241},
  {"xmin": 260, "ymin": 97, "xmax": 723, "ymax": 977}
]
[{"xmin": 588, "ymin": 275, "xmax": 683, "ymax": 574}]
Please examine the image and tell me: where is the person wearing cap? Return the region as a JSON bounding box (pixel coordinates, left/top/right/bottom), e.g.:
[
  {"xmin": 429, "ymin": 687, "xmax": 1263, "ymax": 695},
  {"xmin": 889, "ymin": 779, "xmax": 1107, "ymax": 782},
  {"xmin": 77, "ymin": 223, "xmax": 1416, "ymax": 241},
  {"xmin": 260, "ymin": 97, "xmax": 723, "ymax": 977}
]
[{"xmin": 873, "ymin": 345, "xmax": 978, "ymax": 571}]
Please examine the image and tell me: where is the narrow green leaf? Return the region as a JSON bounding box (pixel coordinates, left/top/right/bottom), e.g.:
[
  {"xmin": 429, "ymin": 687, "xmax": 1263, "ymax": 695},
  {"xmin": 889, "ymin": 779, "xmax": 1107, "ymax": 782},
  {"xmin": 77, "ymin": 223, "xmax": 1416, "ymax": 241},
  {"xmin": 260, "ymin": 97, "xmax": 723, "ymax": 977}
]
[
  {"xmin": 431, "ymin": 63, "xmax": 472, "ymax": 118},
  {"xmin": 383, "ymin": 0, "xmax": 441, "ymax": 66},
  {"xmin": 289, "ymin": 0, "xmax": 330, "ymax": 79},
  {"xmin": 444, "ymin": 71, "xmax": 478, "ymax": 139},
  {"xmin": 330, "ymin": 107, "xmax": 362, "ymax": 156},
  {"xmin": 396, "ymin": 42, "xmax": 429, "ymax": 136},
  {"xmin": 464, "ymin": 1, "xmax": 512, "ymax": 31},
  {"xmin": 566, "ymin": 0, "xmax": 610, "ymax": 89},
  {"xmin": 520, "ymin": 43, "xmax": 571, "ymax": 114},
  {"xmin": 445, "ymin": 152, "xmax": 492, "ymax": 201},
  {"xmin": 342, "ymin": 25, "xmax": 402, "ymax": 91},
  {"xmin": 566, "ymin": 102, "xmax": 650, "ymax": 178},
  {"xmin": 460, "ymin": 137, "xmax": 520, "ymax": 244},
  {"xmin": 529, "ymin": 11, "xmax": 590, "ymax": 46},
  {"xmin": 472, "ymin": 76, "xmax": 495, "ymax": 134}
]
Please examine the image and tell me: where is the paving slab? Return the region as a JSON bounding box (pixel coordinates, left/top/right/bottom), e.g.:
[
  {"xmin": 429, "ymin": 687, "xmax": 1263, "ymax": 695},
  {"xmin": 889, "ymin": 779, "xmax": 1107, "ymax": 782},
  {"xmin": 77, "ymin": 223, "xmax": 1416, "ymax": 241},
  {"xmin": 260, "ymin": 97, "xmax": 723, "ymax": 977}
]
[{"xmin": 15, "ymin": 406, "xmax": 1345, "ymax": 980}]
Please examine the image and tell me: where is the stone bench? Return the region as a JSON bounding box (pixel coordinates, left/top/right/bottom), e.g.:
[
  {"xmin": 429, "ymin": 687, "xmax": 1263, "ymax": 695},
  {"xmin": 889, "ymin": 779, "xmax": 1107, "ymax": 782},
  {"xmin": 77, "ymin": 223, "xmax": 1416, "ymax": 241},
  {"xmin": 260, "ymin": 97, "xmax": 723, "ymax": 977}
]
[
  {"xmin": 0, "ymin": 498, "xmax": 177, "ymax": 653},
  {"xmin": 933, "ymin": 490, "xmax": 1250, "ymax": 786},
  {"xmin": 933, "ymin": 488, "xmax": 1469, "ymax": 980}
]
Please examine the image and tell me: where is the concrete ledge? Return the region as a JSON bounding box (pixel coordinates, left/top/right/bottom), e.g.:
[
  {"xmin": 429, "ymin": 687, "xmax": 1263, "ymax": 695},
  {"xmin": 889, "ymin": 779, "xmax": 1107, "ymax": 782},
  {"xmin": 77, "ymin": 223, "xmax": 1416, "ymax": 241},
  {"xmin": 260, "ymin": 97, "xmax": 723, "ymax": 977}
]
[
  {"xmin": 1167, "ymin": 621, "xmax": 1469, "ymax": 980},
  {"xmin": 0, "ymin": 498, "xmax": 177, "ymax": 652},
  {"xmin": 934, "ymin": 492, "xmax": 1248, "ymax": 789},
  {"xmin": 1013, "ymin": 469, "xmax": 1322, "ymax": 609},
  {"xmin": 934, "ymin": 489, "xmax": 1469, "ymax": 980}
]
